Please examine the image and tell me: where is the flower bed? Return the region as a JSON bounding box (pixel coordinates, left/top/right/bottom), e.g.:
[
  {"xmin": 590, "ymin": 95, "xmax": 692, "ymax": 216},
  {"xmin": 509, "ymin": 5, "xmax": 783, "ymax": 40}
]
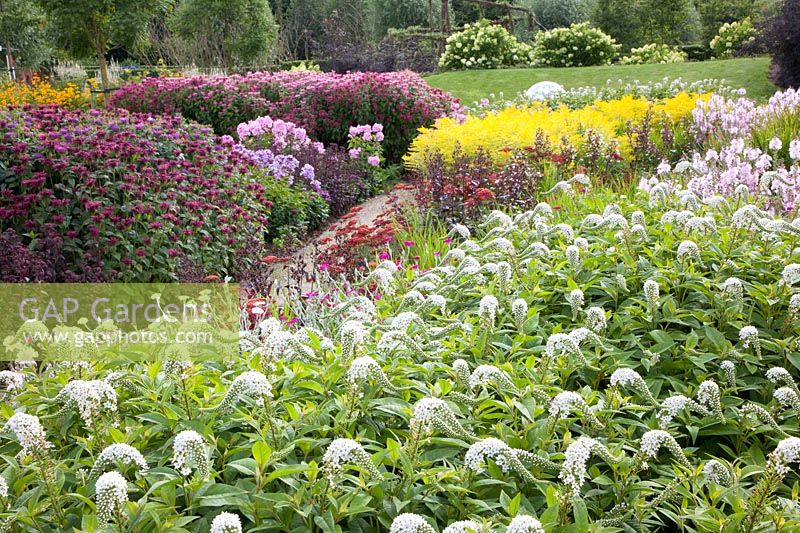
[
  {"xmin": 109, "ymin": 70, "xmax": 461, "ymax": 163},
  {"xmin": 0, "ymin": 105, "xmax": 272, "ymax": 281},
  {"xmin": 3, "ymin": 179, "xmax": 800, "ymax": 531},
  {"xmin": 0, "ymin": 77, "xmax": 90, "ymax": 108}
]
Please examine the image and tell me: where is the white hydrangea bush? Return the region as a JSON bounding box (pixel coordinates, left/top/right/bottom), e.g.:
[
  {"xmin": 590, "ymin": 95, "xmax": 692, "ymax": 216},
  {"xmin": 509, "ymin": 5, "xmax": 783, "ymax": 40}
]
[{"xmin": 439, "ymin": 19, "xmax": 536, "ymax": 70}]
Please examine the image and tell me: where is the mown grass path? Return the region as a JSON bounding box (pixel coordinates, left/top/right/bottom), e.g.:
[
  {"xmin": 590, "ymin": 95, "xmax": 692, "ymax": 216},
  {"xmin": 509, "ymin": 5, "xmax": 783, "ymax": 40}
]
[{"xmin": 426, "ymin": 57, "xmax": 776, "ymax": 103}]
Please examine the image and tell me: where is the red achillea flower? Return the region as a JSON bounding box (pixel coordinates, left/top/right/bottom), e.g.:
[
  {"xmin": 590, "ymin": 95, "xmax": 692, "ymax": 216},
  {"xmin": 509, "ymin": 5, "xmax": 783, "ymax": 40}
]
[{"xmin": 475, "ymin": 188, "xmax": 495, "ymax": 201}]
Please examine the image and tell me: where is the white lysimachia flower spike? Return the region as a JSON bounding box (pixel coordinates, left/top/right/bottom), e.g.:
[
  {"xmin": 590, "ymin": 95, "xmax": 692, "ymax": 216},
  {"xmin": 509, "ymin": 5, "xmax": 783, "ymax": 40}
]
[
  {"xmin": 782, "ymin": 264, "xmax": 800, "ymax": 286},
  {"xmin": 89, "ymin": 443, "xmax": 149, "ymax": 480},
  {"xmin": 0, "ymin": 476, "xmax": 6, "ymax": 498},
  {"xmin": 549, "ymin": 391, "xmax": 602, "ymax": 428},
  {"xmin": 3, "ymin": 412, "xmax": 50, "ymax": 456},
  {"xmin": 469, "ymin": 365, "xmax": 519, "ymax": 395},
  {"xmin": 56, "ymin": 379, "xmax": 118, "ymax": 428},
  {"xmin": 172, "ymin": 430, "xmax": 209, "ymax": 478},
  {"xmin": 95, "ymin": 471, "xmax": 128, "ymax": 526},
  {"xmin": 322, "ymin": 438, "xmax": 380, "ymax": 480},
  {"xmin": 697, "ymin": 381, "xmax": 723, "ymax": 418},
  {"xmin": 677, "ymin": 240, "xmax": 700, "ymax": 261},
  {"xmin": 609, "ymin": 368, "xmax": 658, "ymax": 405},
  {"xmin": 720, "ymin": 360, "xmax": 736, "ymax": 387},
  {"xmin": 389, "ymin": 513, "xmax": 437, "ymax": 533},
  {"xmin": 766, "ymin": 367, "xmax": 800, "ymax": 395},
  {"xmin": 643, "ymin": 279, "xmax": 660, "ymax": 319},
  {"xmin": 703, "ymin": 459, "xmax": 732, "ymax": 485},
  {"xmin": 478, "ymin": 295, "xmax": 499, "ymax": 326},
  {"xmin": 217, "ymin": 371, "xmax": 272, "ymax": 414},
  {"xmin": 657, "ymin": 395, "xmax": 710, "ymax": 427},
  {"xmin": 739, "ymin": 326, "xmax": 761, "ymax": 357},
  {"xmin": 566, "ymin": 245, "xmax": 581, "ymax": 270},
  {"xmin": 512, "ymin": 298, "xmax": 528, "ymax": 331},
  {"xmin": 210, "ymin": 512, "xmax": 243, "ymax": 533},
  {"xmin": 0, "ymin": 371, "xmax": 25, "ymax": 392},
  {"xmin": 411, "ymin": 398, "xmax": 473, "ymax": 440},
  {"xmin": 568, "ymin": 289, "xmax": 584, "ymax": 320},
  {"xmin": 506, "ymin": 515, "xmax": 545, "ymax": 533},
  {"xmin": 770, "ymin": 437, "xmax": 800, "ymax": 472},
  {"xmin": 774, "ymin": 387, "xmax": 800, "ymax": 410},
  {"xmin": 464, "ymin": 438, "xmax": 537, "ymax": 482},
  {"xmin": 559, "ymin": 436, "xmax": 622, "ymax": 492},
  {"xmin": 346, "ymin": 356, "xmax": 395, "ymax": 393},
  {"xmin": 442, "ymin": 520, "xmax": 485, "ymax": 533},
  {"xmin": 638, "ymin": 429, "xmax": 691, "ymax": 469},
  {"xmin": 339, "ymin": 320, "xmax": 368, "ymax": 362},
  {"xmin": 586, "ymin": 306, "xmax": 606, "ymax": 333},
  {"xmin": 741, "ymin": 402, "xmax": 790, "ymax": 437}
]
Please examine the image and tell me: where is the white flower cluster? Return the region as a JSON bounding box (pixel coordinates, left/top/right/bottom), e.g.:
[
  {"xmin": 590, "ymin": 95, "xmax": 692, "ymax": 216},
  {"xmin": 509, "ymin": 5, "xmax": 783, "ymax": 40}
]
[
  {"xmin": 720, "ymin": 360, "xmax": 736, "ymax": 387},
  {"xmin": 586, "ymin": 306, "xmax": 606, "ymax": 333},
  {"xmin": 558, "ymin": 436, "xmax": 620, "ymax": 492},
  {"xmin": 506, "ymin": 515, "xmax": 545, "ymax": 533},
  {"xmin": 442, "ymin": 520, "xmax": 484, "ymax": 533},
  {"xmin": 774, "ymin": 387, "xmax": 800, "ymax": 410},
  {"xmin": 172, "ymin": 430, "xmax": 209, "ymax": 478},
  {"xmin": 218, "ymin": 371, "xmax": 272, "ymax": 414},
  {"xmin": 322, "ymin": 438, "xmax": 380, "ymax": 479},
  {"xmin": 782, "ymin": 263, "xmax": 800, "ymax": 286},
  {"xmin": 0, "ymin": 476, "xmax": 7, "ymax": 498},
  {"xmin": 639, "ymin": 430, "xmax": 691, "ymax": 468},
  {"xmin": 0, "ymin": 370, "xmax": 25, "ymax": 392},
  {"xmin": 568, "ymin": 289, "xmax": 584, "ymax": 319},
  {"xmin": 340, "ymin": 320, "xmax": 367, "ymax": 362},
  {"xmin": 210, "ymin": 512, "xmax": 243, "ymax": 533},
  {"xmin": 677, "ymin": 240, "xmax": 700, "ymax": 260},
  {"xmin": 4, "ymin": 412, "xmax": 50, "ymax": 456},
  {"xmin": 95, "ymin": 471, "xmax": 128, "ymax": 526},
  {"xmin": 643, "ymin": 279, "xmax": 660, "ymax": 318},
  {"xmin": 389, "ymin": 513, "xmax": 437, "ymax": 533},
  {"xmin": 722, "ymin": 277, "xmax": 744, "ymax": 307},
  {"xmin": 703, "ymin": 459, "xmax": 732, "ymax": 485},
  {"xmin": 739, "ymin": 325, "xmax": 760, "ymax": 354},
  {"xmin": 770, "ymin": 437, "xmax": 800, "ymax": 471},
  {"xmin": 56, "ymin": 379, "xmax": 118, "ymax": 428},
  {"xmin": 346, "ymin": 356, "xmax": 394, "ymax": 392},
  {"xmin": 411, "ymin": 398, "xmax": 472, "ymax": 439},
  {"xmin": 464, "ymin": 438, "xmax": 535, "ymax": 482},
  {"xmin": 609, "ymin": 368, "xmax": 657, "ymax": 405},
  {"xmin": 512, "ymin": 298, "xmax": 528, "ymax": 331},
  {"xmin": 469, "ymin": 365, "xmax": 519, "ymax": 395},
  {"xmin": 549, "ymin": 392, "xmax": 596, "ymax": 425},
  {"xmin": 89, "ymin": 443, "xmax": 149, "ymax": 480},
  {"xmin": 478, "ymin": 295, "xmax": 499, "ymax": 326}
]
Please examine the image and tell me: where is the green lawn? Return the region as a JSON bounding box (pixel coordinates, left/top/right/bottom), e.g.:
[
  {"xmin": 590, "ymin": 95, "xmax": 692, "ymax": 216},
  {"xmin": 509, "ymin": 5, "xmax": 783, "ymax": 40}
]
[{"xmin": 425, "ymin": 57, "xmax": 776, "ymax": 103}]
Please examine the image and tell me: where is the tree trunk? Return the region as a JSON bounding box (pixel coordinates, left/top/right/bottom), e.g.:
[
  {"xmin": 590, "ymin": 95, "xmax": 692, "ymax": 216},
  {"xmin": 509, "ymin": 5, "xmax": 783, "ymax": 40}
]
[
  {"xmin": 441, "ymin": 0, "xmax": 450, "ymax": 34},
  {"xmin": 427, "ymin": 0, "xmax": 434, "ymax": 30}
]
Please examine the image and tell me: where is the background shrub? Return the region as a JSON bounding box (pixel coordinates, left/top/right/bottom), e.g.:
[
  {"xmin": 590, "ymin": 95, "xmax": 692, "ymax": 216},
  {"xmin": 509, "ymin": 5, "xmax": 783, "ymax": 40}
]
[
  {"xmin": 710, "ymin": 18, "xmax": 758, "ymax": 58},
  {"xmin": 525, "ymin": 0, "xmax": 595, "ymax": 30},
  {"xmin": 621, "ymin": 43, "xmax": 688, "ymax": 64},
  {"xmin": 593, "ymin": 0, "xmax": 700, "ymax": 51},
  {"xmin": 438, "ymin": 19, "xmax": 535, "ymax": 70},
  {"xmin": 0, "ymin": 106, "xmax": 272, "ymax": 282},
  {"xmin": 110, "ymin": 70, "xmax": 458, "ymax": 163},
  {"xmin": 752, "ymin": 0, "xmax": 800, "ymax": 88},
  {"xmin": 532, "ymin": 23, "xmax": 619, "ymax": 67}
]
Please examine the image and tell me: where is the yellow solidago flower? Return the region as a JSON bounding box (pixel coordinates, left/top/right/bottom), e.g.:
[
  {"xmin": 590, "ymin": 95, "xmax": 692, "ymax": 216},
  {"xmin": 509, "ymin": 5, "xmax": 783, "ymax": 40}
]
[{"xmin": 405, "ymin": 92, "xmax": 712, "ymax": 170}]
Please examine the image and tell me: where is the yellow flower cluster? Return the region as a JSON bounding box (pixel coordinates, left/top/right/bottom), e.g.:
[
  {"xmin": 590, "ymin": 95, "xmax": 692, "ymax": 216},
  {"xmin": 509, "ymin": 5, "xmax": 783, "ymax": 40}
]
[
  {"xmin": 0, "ymin": 76, "xmax": 90, "ymax": 108},
  {"xmin": 405, "ymin": 92, "xmax": 710, "ymax": 170}
]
